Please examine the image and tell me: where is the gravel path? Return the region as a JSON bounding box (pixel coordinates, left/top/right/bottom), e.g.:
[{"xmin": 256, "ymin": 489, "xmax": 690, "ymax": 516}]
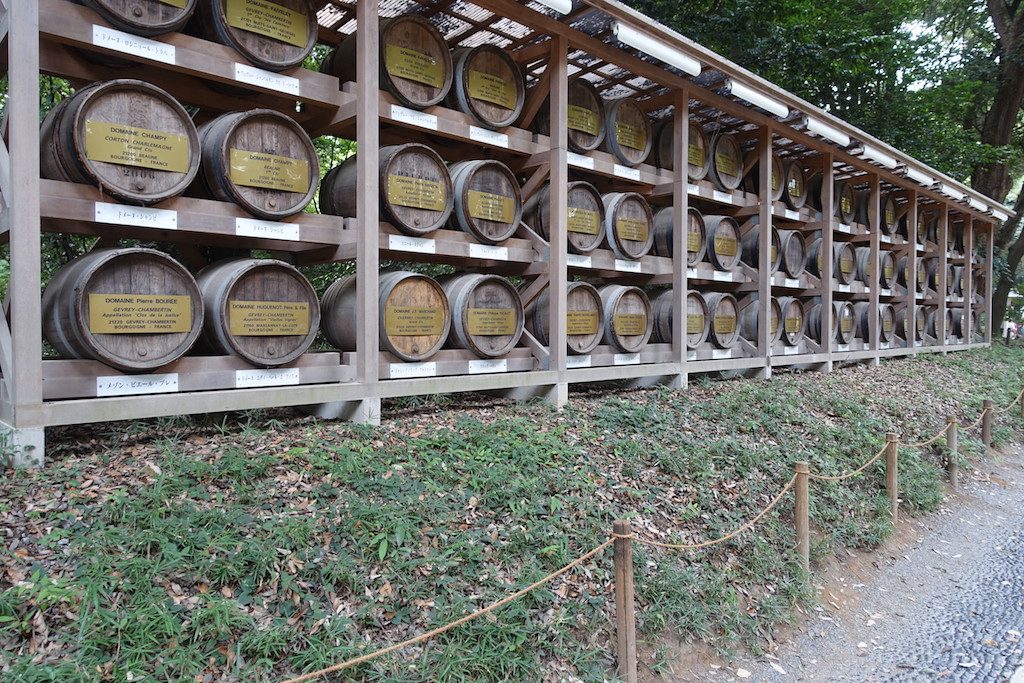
[{"xmin": 675, "ymin": 447, "xmax": 1024, "ymax": 682}]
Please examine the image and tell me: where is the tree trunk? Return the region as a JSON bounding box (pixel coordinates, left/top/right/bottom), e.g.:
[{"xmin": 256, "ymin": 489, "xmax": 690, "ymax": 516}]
[
  {"xmin": 991, "ymin": 183, "xmax": 1024, "ymax": 328},
  {"xmin": 972, "ymin": 59, "xmax": 1024, "ymax": 223}
]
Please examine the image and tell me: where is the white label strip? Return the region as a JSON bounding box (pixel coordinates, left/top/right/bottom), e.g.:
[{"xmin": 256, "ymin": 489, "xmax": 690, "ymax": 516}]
[
  {"xmin": 784, "ymin": 278, "xmax": 800, "ymax": 288},
  {"xmin": 837, "ymin": 284, "xmax": 852, "ymax": 293},
  {"xmin": 783, "ymin": 346, "xmax": 800, "ymax": 355},
  {"xmin": 879, "ymin": 288, "xmax": 892, "ymax": 296},
  {"xmin": 687, "ymin": 184, "xmax": 700, "ymax": 195},
  {"xmin": 92, "ymin": 25, "xmax": 176, "ymax": 65},
  {"xmin": 613, "ymin": 164, "xmax": 642, "ymax": 181},
  {"xmin": 614, "ymin": 259, "xmax": 643, "ymax": 273},
  {"xmin": 915, "ymin": 341, "xmax": 923, "ymax": 347},
  {"xmin": 880, "ymin": 235, "xmax": 893, "ymax": 244},
  {"xmin": 880, "ymin": 342, "xmax": 891, "ymax": 349},
  {"xmin": 784, "ymin": 209, "xmax": 800, "ymax": 220},
  {"xmin": 613, "ymin": 353, "xmax": 641, "ymax": 365},
  {"xmin": 567, "ymin": 355, "xmax": 592, "ymax": 369},
  {"xmin": 686, "ymin": 351, "xmax": 697, "ymax": 361},
  {"xmin": 96, "ymin": 373, "xmax": 178, "ymax": 397},
  {"xmin": 388, "ymin": 234, "xmax": 436, "ymax": 254},
  {"xmin": 468, "ymin": 243, "xmax": 509, "ymax": 261},
  {"xmin": 469, "ymin": 126, "xmax": 509, "ymax": 148},
  {"xmin": 567, "ymin": 152, "xmax": 595, "ymax": 169},
  {"xmin": 390, "ymin": 105, "xmax": 438, "ymax": 130},
  {"xmin": 712, "ymin": 270, "xmax": 733, "ymax": 282},
  {"xmin": 235, "ymin": 217, "xmax": 300, "ymax": 242},
  {"xmin": 234, "ymin": 63, "xmax": 300, "ymax": 96},
  {"xmin": 566, "ymin": 254, "xmax": 592, "ymax": 269},
  {"xmin": 95, "ymin": 202, "xmax": 177, "ymax": 230},
  {"xmin": 712, "ymin": 349, "xmax": 732, "ymax": 359},
  {"xmin": 389, "ymin": 362, "xmax": 437, "ymax": 379},
  {"xmin": 686, "ymin": 268, "xmax": 698, "ymax": 278},
  {"xmin": 838, "ymin": 224, "xmax": 853, "ymax": 233},
  {"xmin": 713, "ymin": 190, "xmax": 733, "ymax": 204},
  {"xmin": 836, "ymin": 344, "xmax": 850, "ymax": 352},
  {"xmin": 234, "ymin": 368, "xmax": 301, "ymax": 389},
  {"xmin": 468, "ymin": 358, "xmax": 508, "ymax": 375}
]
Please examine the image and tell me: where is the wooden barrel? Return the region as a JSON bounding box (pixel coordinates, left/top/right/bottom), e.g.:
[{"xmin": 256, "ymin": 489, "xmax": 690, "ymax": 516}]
[
  {"xmin": 740, "ymin": 296, "xmax": 783, "ymax": 345},
  {"xmin": 709, "ymin": 134, "xmax": 744, "ymax": 191},
  {"xmin": 652, "ymin": 207, "xmax": 706, "ymax": 265},
  {"xmin": 321, "ymin": 143, "xmax": 453, "ymax": 236},
  {"xmin": 651, "ymin": 290, "xmax": 711, "ymax": 350},
  {"xmin": 783, "ymin": 161, "xmax": 808, "ymax": 210},
  {"xmin": 704, "ymin": 215, "xmax": 742, "ymax": 270},
  {"xmin": 704, "ymin": 293, "xmax": 741, "ymax": 349},
  {"xmin": 523, "ymin": 181, "xmax": 605, "ymax": 255},
  {"xmin": 81, "ymin": 0, "xmax": 197, "ymax": 36},
  {"xmin": 535, "ymin": 78, "xmax": 606, "ymax": 152},
  {"xmin": 322, "ymin": 16, "xmax": 453, "ymax": 109},
  {"xmin": 804, "ymin": 303, "xmax": 828, "ymax": 344},
  {"xmin": 834, "ymin": 242, "xmax": 856, "ymax": 284},
  {"xmin": 952, "ymin": 266, "xmax": 964, "ymax": 296},
  {"xmin": 879, "ymin": 303, "xmax": 896, "ymax": 342},
  {"xmin": 778, "ymin": 230, "xmax": 806, "ymax": 278},
  {"xmin": 525, "ymin": 282, "xmax": 604, "ymax": 355},
  {"xmin": 924, "ymin": 258, "xmax": 940, "ymax": 293},
  {"xmin": 924, "ymin": 307, "xmax": 941, "ymax": 338},
  {"xmin": 896, "ymin": 255, "xmax": 925, "ymax": 293},
  {"xmin": 196, "ymin": 258, "xmax": 319, "ymax": 367},
  {"xmin": 598, "ymin": 285, "xmax": 653, "ymax": 353},
  {"xmin": 441, "ymin": 274, "xmax": 524, "ymax": 358},
  {"xmin": 602, "ymin": 98, "xmax": 652, "ymax": 167},
  {"xmin": 602, "ymin": 192, "xmax": 655, "ymax": 260},
  {"xmin": 320, "ymin": 271, "xmax": 451, "ymax": 363},
  {"xmin": 806, "ymin": 176, "xmax": 856, "ymax": 224},
  {"xmin": 853, "ymin": 247, "xmax": 873, "ymax": 284},
  {"xmin": 446, "ymin": 45, "xmax": 525, "ymax": 130},
  {"xmin": 742, "ymin": 151, "xmax": 784, "ymax": 201},
  {"xmin": 189, "ymin": 0, "xmax": 317, "ymax": 72},
  {"xmin": 448, "ymin": 159, "xmax": 522, "ymax": 245},
  {"xmin": 653, "ymin": 119, "xmax": 712, "ymax": 179},
  {"xmin": 853, "ymin": 302, "xmax": 870, "ymax": 340},
  {"xmin": 740, "ymin": 225, "xmax": 782, "ymax": 273},
  {"xmin": 190, "ymin": 109, "xmax": 317, "ymax": 220},
  {"xmin": 39, "ymin": 79, "xmax": 200, "ymax": 206},
  {"xmin": 42, "ymin": 247, "xmax": 203, "ymax": 372},
  {"xmin": 895, "ymin": 306, "xmax": 925, "ymax": 342},
  {"xmin": 879, "ymin": 251, "xmax": 897, "ymax": 289},
  {"xmin": 835, "ymin": 301, "xmax": 856, "ymax": 344},
  {"xmin": 952, "ymin": 308, "xmax": 970, "ymax": 338},
  {"xmin": 881, "ymin": 193, "xmax": 900, "ymax": 235},
  {"xmin": 778, "ymin": 296, "xmax": 805, "ymax": 346}
]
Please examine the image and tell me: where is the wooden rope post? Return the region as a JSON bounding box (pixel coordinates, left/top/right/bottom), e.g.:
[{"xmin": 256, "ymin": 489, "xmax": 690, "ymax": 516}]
[
  {"xmin": 885, "ymin": 433, "xmax": 899, "ymax": 525},
  {"xmin": 982, "ymin": 399, "xmax": 993, "ymax": 452},
  {"xmin": 1020, "ymin": 388, "xmax": 1024, "ymax": 420},
  {"xmin": 794, "ymin": 461, "xmax": 810, "ymax": 574},
  {"xmin": 613, "ymin": 520, "xmax": 638, "ymax": 683},
  {"xmin": 945, "ymin": 416, "xmax": 958, "ymax": 492}
]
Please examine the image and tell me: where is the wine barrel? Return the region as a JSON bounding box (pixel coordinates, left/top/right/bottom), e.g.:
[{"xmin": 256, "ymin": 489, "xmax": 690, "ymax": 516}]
[
  {"xmin": 602, "ymin": 192, "xmax": 655, "ymax": 260},
  {"xmin": 878, "ymin": 303, "xmax": 896, "ymax": 343},
  {"xmin": 742, "ymin": 151, "xmax": 784, "ymax": 201},
  {"xmin": 320, "ymin": 271, "xmax": 451, "ymax": 363},
  {"xmin": 944, "ymin": 264, "xmax": 957, "ymax": 296},
  {"xmin": 881, "ymin": 193, "xmax": 900, "ymax": 235},
  {"xmin": 322, "ymin": 15, "xmax": 453, "ymax": 109},
  {"xmin": 189, "ymin": 0, "xmax": 317, "ymax": 71},
  {"xmin": 525, "ymin": 282, "xmax": 604, "ymax": 355},
  {"xmin": 447, "ymin": 45, "xmax": 525, "ymax": 130},
  {"xmin": 448, "ymin": 159, "xmax": 522, "ymax": 245},
  {"xmin": 598, "ymin": 285, "xmax": 653, "ymax": 353},
  {"xmin": 523, "ymin": 181, "xmax": 605, "ymax": 255},
  {"xmin": 778, "ymin": 229, "xmax": 806, "ymax": 278},
  {"xmin": 652, "ymin": 207, "xmax": 707, "ymax": 266},
  {"xmin": 807, "ymin": 176, "xmax": 856, "ymax": 224},
  {"xmin": 778, "ymin": 296, "xmax": 805, "ymax": 346},
  {"xmin": 190, "ymin": 109, "xmax": 317, "ymax": 220},
  {"xmin": 602, "ymin": 98, "xmax": 652, "ymax": 167},
  {"xmin": 40, "ymin": 79, "xmax": 200, "ymax": 206},
  {"xmin": 853, "ymin": 302, "xmax": 871, "ymax": 340},
  {"xmin": 196, "ymin": 258, "xmax": 319, "ymax": 367},
  {"xmin": 924, "ymin": 306, "xmax": 942, "ymax": 339},
  {"xmin": 441, "ymin": 274, "xmax": 524, "ymax": 359},
  {"xmin": 806, "ymin": 238, "xmax": 855, "ymax": 284},
  {"xmin": 783, "ymin": 161, "xmax": 808, "ymax": 210},
  {"xmin": 806, "ymin": 301, "xmax": 855, "ymax": 344},
  {"xmin": 896, "ymin": 255, "xmax": 928, "ymax": 294},
  {"xmin": 535, "ymin": 78, "xmax": 606, "ymax": 152},
  {"xmin": 952, "ymin": 308, "xmax": 972, "ymax": 338},
  {"xmin": 653, "ymin": 119, "xmax": 712, "ymax": 180},
  {"xmin": 704, "ymin": 293, "xmax": 741, "ymax": 349},
  {"xmin": 924, "ymin": 258, "xmax": 940, "ymax": 293},
  {"xmin": 895, "ymin": 306, "xmax": 925, "ymax": 343},
  {"xmin": 804, "ymin": 303, "xmax": 828, "ymax": 344},
  {"xmin": 42, "ymin": 248, "xmax": 203, "ymax": 373},
  {"xmin": 740, "ymin": 225, "xmax": 782, "ymax": 273},
  {"xmin": 952, "ymin": 266, "xmax": 964, "ymax": 296},
  {"xmin": 853, "ymin": 247, "xmax": 874, "ymax": 285},
  {"xmin": 80, "ymin": 0, "xmax": 197, "ymax": 36},
  {"xmin": 709, "ymin": 134, "xmax": 744, "ymax": 191},
  {"xmin": 704, "ymin": 215, "xmax": 742, "ymax": 270},
  {"xmin": 651, "ymin": 290, "xmax": 711, "ymax": 350},
  {"xmin": 740, "ymin": 296, "xmax": 783, "ymax": 345},
  {"xmin": 879, "ymin": 251, "xmax": 897, "ymax": 289},
  {"xmin": 321, "ymin": 144, "xmax": 453, "ymax": 236}
]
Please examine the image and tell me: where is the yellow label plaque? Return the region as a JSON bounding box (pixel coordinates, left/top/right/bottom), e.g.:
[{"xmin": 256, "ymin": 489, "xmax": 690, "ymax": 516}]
[
  {"xmin": 567, "ymin": 207, "xmax": 601, "ymax": 235},
  {"xmin": 157, "ymin": 0, "xmax": 188, "ymax": 7},
  {"xmin": 840, "ymin": 317, "xmax": 853, "ymax": 334},
  {"xmin": 84, "ymin": 120, "xmax": 189, "ymax": 174},
  {"xmin": 567, "ymin": 310, "xmax": 599, "ymax": 335},
  {"xmin": 467, "ymin": 190, "xmax": 515, "ymax": 224},
  {"xmin": 387, "ymin": 174, "xmax": 446, "ymax": 212},
  {"xmin": 229, "ymin": 149, "xmax": 309, "ymax": 194},
  {"xmin": 787, "ymin": 172, "xmax": 804, "ymax": 198},
  {"xmin": 225, "ymin": 0, "xmax": 308, "ymax": 48},
  {"xmin": 467, "ymin": 70, "xmax": 516, "ymax": 109},
  {"xmin": 840, "ymin": 256, "xmax": 854, "ymax": 275},
  {"xmin": 687, "ymin": 231, "xmax": 700, "ymax": 253},
  {"xmin": 228, "ymin": 301, "xmax": 310, "ymax": 336},
  {"xmin": 385, "ymin": 44, "xmax": 444, "ymax": 88},
  {"xmin": 466, "ymin": 308, "xmax": 517, "ymax": 336},
  {"xmin": 883, "ymin": 318, "xmax": 894, "ymax": 333},
  {"xmin": 567, "ymin": 105, "xmax": 600, "ymax": 136},
  {"xmin": 613, "ymin": 313, "xmax": 647, "ymax": 336},
  {"xmin": 785, "ymin": 316, "xmax": 802, "ymax": 334},
  {"xmin": 384, "ymin": 306, "xmax": 445, "ymax": 336},
  {"xmin": 714, "ymin": 315, "xmax": 736, "ymax": 335},
  {"xmin": 688, "ymin": 144, "xmax": 705, "ymax": 167},
  {"xmin": 841, "ymin": 193, "xmax": 853, "ymax": 215},
  {"xmin": 615, "ymin": 122, "xmax": 647, "ymax": 151},
  {"xmin": 771, "ymin": 167, "xmax": 781, "ymax": 192},
  {"xmin": 770, "ymin": 314, "xmax": 779, "ymax": 335},
  {"xmin": 771, "ymin": 245, "xmax": 778, "ymax": 263},
  {"xmin": 714, "ymin": 235, "xmax": 737, "ymax": 258},
  {"xmin": 884, "ymin": 263, "xmax": 895, "ymax": 280},
  {"xmin": 616, "ymin": 217, "xmax": 648, "ymax": 242},
  {"xmin": 88, "ymin": 294, "xmax": 191, "ymax": 334},
  {"xmin": 687, "ymin": 313, "xmax": 704, "ymax": 335},
  {"xmin": 916, "ymin": 315, "xmax": 925, "ymax": 332},
  {"xmin": 715, "ymin": 151, "xmax": 738, "ymax": 177},
  {"xmin": 885, "ymin": 202, "xmax": 896, "ymax": 225},
  {"xmin": 917, "ymin": 268, "xmax": 927, "ymax": 286}
]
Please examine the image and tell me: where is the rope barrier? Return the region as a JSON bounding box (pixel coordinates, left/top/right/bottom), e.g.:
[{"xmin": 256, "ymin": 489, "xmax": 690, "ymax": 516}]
[
  {"xmin": 993, "ymin": 386, "xmax": 1024, "ymax": 415},
  {"xmin": 901, "ymin": 423, "xmax": 951, "ymax": 449},
  {"xmin": 808, "ymin": 443, "xmax": 888, "ymax": 482},
  {"xmin": 962, "ymin": 407, "xmax": 989, "ymax": 431}
]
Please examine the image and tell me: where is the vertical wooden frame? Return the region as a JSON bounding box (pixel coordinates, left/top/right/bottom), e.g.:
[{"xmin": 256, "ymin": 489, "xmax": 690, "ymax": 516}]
[
  {"xmin": 906, "ymin": 190, "xmax": 918, "ymax": 350},
  {"xmin": 820, "ymin": 153, "xmax": 834, "ymax": 365},
  {"xmin": 546, "ymin": 34, "xmax": 569, "ymax": 404},
  {"xmin": 757, "ymin": 126, "xmax": 772, "ymax": 369},
  {"xmin": 670, "ymin": 89, "xmax": 690, "ymax": 387},
  {"xmin": 963, "ymin": 216, "xmax": 974, "ymax": 344},
  {"xmin": 986, "ymin": 223, "xmax": 994, "ymax": 341},
  {"xmin": 867, "ymin": 174, "xmax": 881, "ymax": 353},
  {"xmin": 937, "ymin": 207, "xmax": 949, "ymax": 346}
]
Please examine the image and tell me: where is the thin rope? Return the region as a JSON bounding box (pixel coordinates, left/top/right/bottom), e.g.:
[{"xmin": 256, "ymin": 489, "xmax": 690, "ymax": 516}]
[
  {"xmin": 808, "ymin": 443, "xmax": 888, "ymax": 482},
  {"xmin": 902, "ymin": 423, "xmax": 951, "ymax": 449},
  {"xmin": 962, "ymin": 407, "xmax": 989, "ymax": 431},
  {"xmin": 993, "ymin": 386, "xmax": 1024, "ymax": 415}
]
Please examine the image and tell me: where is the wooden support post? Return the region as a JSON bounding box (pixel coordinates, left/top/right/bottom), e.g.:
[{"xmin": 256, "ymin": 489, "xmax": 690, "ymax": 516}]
[
  {"xmin": 867, "ymin": 173, "xmax": 881, "ymax": 364},
  {"xmin": 613, "ymin": 520, "xmax": 638, "ymax": 683},
  {"xmin": 937, "ymin": 205, "xmax": 949, "ymax": 347},
  {"xmin": 945, "ymin": 416, "xmax": 958, "ymax": 492},
  {"xmin": 885, "ymin": 433, "xmax": 899, "ymax": 525},
  {"xmin": 907, "ymin": 191, "xmax": 919, "ymax": 353},
  {"xmin": 756, "ymin": 126, "xmax": 772, "ymax": 379},
  {"xmin": 982, "ymin": 399, "xmax": 993, "ymax": 451},
  {"xmin": 794, "ymin": 461, "xmax": 810, "ymax": 574},
  {"xmin": 670, "ymin": 89, "xmax": 690, "ymax": 389},
  {"xmin": 986, "ymin": 228, "xmax": 994, "ymax": 342},
  {"xmin": 820, "ymin": 153, "xmax": 835, "ymax": 372},
  {"xmin": 964, "ymin": 216, "xmax": 974, "ymax": 344},
  {"xmin": 544, "ymin": 34, "xmax": 569, "ymax": 406}
]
